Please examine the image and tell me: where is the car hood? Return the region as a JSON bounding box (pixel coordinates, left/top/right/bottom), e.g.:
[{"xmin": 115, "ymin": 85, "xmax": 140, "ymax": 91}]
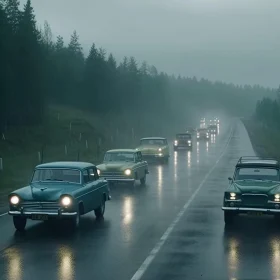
[
  {"xmin": 231, "ymin": 180, "xmax": 280, "ymax": 195},
  {"xmin": 29, "ymin": 183, "xmax": 79, "ymax": 201},
  {"xmin": 97, "ymin": 162, "xmax": 134, "ymax": 172}
]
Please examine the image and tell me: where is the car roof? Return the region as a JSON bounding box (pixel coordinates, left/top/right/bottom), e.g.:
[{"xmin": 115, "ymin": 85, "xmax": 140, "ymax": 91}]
[
  {"xmin": 176, "ymin": 133, "xmax": 191, "ymax": 135},
  {"xmin": 36, "ymin": 161, "xmax": 94, "ymax": 170},
  {"xmin": 236, "ymin": 157, "xmax": 279, "ymax": 168},
  {"xmin": 106, "ymin": 149, "xmax": 136, "ymax": 153},
  {"xmin": 140, "ymin": 137, "xmax": 166, "ymax": 140}
]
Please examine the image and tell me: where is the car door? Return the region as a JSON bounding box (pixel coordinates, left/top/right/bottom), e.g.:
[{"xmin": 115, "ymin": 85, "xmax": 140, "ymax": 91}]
[
  {"xmin": 136, "ymin": 152, "xmax": 145, "ymax": 178},
  {"xmin": 88, "ymin": 167, "xmax": 105, "ymax": 210}
]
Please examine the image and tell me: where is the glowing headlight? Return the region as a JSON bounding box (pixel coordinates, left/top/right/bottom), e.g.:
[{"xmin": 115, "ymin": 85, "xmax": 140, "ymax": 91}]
[
  {"xmin": 61, "ymin": 196, "xmax": 72, "ymax": 206},
  {"xmin": 174, "ymin": 140, "xmax": 178, "ymax": 146},
  {"xmin": 275, "ymin": 194, "xmax": 280, "ymax": 202},
  {"xmin": 197, "ymin": 134, "xmax": 200, "ymax": 137},
  {"xmin": 158, "ymin": 148, "xmax": 162, "ymax": 152},
  {"xmin": 124, "ymin": 169, "xmax": 131, "ymax": 176},
  {"xmin": 230, "ymin": 193, "xmax": 236, "ymax": 200},
  {"xmin": 10, "ymin": 195, "xmax": 20, "ymax": 205},
  {"xmin": 188, "ymin": 140, "xmax": 191, "ymax": 143},
  {"xmin": 159, "ymin": 153, "xmax": 163, "ymax": 156},
  {"xmin": 97, "ymin": 169, "xmax": 101, "ymax": 175}
]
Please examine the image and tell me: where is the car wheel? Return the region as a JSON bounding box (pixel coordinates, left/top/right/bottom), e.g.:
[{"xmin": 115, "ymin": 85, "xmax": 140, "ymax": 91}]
[
  {"xmin": 13, "ymin": 216, "xmax": 27, "ymax": 232},
  {"xmin": 224, "ymin": 211, "xmax": 234, "ymax": 225},
  {"xmin": 95, "ymin": 198, "xmax": 105, "ymax": 219},
  {"xmin": 140, "ymin": 175, "xmax": 146, "ymax": 185}
]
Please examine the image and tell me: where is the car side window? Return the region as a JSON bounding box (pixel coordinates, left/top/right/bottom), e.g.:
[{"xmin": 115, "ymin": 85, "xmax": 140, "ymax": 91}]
[
  {"xmin": 89, "ymin": 167, "xmax": 99, "ymax": 181},
  {"xmin": 83, "ymin": 169, "xmax": 90, "ymax": 184},
  {"xmin": 137, "ymin": 152, "xmax": 142, "ymax": 162}
]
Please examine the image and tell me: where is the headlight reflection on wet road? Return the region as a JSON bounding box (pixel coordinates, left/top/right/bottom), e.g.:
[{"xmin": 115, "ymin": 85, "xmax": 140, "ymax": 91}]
[
  {"xmin": 157, "ymin": 165, "xmax": 163, "ymax": 208},
  {"xmin": 58, "ymin": 245, "xmax": 74, "ymax": 280},
  {"xmin": 206, "ymin": 141, "xmax": 209, "ymax": 152},
  {"xmin": 196, "ymin": 142, "xmax": 200, "ymax": 164},
  {"xmin": 187, "ymin": 151, "xmax": 191, "ymax": 167},
  {"xmin": 174, "ymin": 151, "xmax": 178, "ymax": 182},
  {"xmin": 227, "ymin": 238, "xmax": 239, "ymax": 279},
  {"xmin": 6, "ymin": 248, "xmax": 22, "ymax": 280},
  {"xmin": 271, "ymin": 238, "xmax": 280, "ymax": 279},
  {"xmin": 123, "ymin": 196, "xmax": 133, "ymax": 225},
  {"xmin": 211, "ymin": 134, "xmax": 216, "ymax": 144}
]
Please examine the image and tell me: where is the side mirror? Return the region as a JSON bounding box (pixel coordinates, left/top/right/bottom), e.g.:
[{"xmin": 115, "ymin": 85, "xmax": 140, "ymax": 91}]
[{"xmin": 228, "ymin": 177, "xmax": 233, "ymax": 181}]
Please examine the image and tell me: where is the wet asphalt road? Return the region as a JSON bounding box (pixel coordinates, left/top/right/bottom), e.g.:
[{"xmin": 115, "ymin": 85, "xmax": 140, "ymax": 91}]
[{"xmin": 0, "ymin": 119, "xmax": 278, "ymax": 280}]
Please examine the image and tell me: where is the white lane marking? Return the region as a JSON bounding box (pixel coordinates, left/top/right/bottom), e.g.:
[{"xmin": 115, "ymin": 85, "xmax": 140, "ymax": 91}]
[
  {"xmin": 130, "ymin": 124, "xmax": 235, "ymax": 280},
  {"xmin": 0, "ymin": 212, "xmax": 8, "ymax": 217}
]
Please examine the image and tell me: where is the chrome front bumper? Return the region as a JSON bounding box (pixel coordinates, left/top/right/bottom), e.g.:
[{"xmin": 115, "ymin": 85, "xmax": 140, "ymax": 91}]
[
  {"xmin": 222, "ymin": 207, "xmax": 280, "ymax": 213},
  {"xmin": 9, "ymin": 210, "xmax": 77, "ymax": 217}
]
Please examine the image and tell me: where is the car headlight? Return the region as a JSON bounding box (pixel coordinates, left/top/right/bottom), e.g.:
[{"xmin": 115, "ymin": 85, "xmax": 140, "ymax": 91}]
[
  {"xmin": 275, "ymin": 194, "xmax": 280, "ymax": 201},
  {"xmin": 188, "ymin": 140, "xmax": 191, "ymax": 143},
  {"xmin": 97, "ymin": 169, "xmax": 101, "ymax": 175},
  {"xmin": 158, "ymin": 148, "xmax": 162, "ymax": 152},
  {"xmin": 174, "ymin": 140, "xmax": 178, "ymax": 145},
  {"xmin": 61, "ymin": 196, "xmax": 72, "ymax": 206},
  {"xmin": 10, "ymin": 195, "xmax": 20, "ymax": 205},
  {"xmin": 197, "ymin": 134, "xmax": 200, "ymax": 137},
  {"xmin": 159, "ymin": 153, "xmax": 163, "ymax": 156},
  {"xmin": 124, "ymin": 169, "xmax": 131, "ymax": 176},
  {"xmin": 230, "ymin": 193, "xmax": 236, "ymax": 200}
]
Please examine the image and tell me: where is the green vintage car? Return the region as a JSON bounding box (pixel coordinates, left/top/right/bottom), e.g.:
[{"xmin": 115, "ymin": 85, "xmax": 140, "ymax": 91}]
[
  {"xmin": 8, "ymin": 162, "xmax": 110, "ymax": 231},
  {"xmin": 222, "ymin": 157, "xmax": 280, "ymax": 225},
  {"xmin": 97, "ymin": 149, "xmax": 149, "ymax": 186},
  {"xmin": 136, "ymin": 137, "xmax": 170, "ymax": 163}
]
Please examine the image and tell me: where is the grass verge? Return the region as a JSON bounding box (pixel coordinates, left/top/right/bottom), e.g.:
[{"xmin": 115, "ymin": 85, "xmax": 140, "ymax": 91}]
[{"xmin": 242, "ymin": 119, "xmax": 280, "ymax": 158}]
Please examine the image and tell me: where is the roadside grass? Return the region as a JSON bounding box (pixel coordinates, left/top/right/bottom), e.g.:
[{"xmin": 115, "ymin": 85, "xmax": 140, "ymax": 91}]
[
  {"xmin": 242, "ymin": 119, "xmax": 280, "ymax": 158},
  {"xmin": 0, "ymin": 105, "xmax": 139, "ymax": 197}
]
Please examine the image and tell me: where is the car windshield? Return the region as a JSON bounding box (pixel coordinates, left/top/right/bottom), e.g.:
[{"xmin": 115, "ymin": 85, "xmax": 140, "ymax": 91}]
[
  {"xmin": 32, "ymin": 168, "xmax": 81, "ymax": 184},
  {"xmin": 235, "ymin": 168, "xmax": 280, "ymax": 181},
  {"xmin": 140, "ymin": 139, "xmax": 166, "ymax": 145},
  {"xmin": 104, "ymin": 152, "xmax": 135, "ymax": 162},
  {"xmin": 176, "ymin": 134, "xmax": 191, "ymax": 139}
]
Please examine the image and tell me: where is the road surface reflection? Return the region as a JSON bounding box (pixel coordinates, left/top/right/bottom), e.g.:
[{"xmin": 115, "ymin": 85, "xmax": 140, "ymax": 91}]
[
  {"xmin": 58, "ymin": 245, "xmax": 75, "ymax": 280},
  {"xmin": 6, "ymin": 248, "xmax": 22, "ymax": 280}
]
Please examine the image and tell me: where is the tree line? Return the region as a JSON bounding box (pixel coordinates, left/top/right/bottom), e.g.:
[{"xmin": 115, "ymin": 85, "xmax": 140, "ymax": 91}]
[
  {"xmin": 254, "ymin": 93, "xmax": 280, "ymax": 128},
  {"xmin": 0, "ymin": 0, "xmax": 276, "ymax": 133}
]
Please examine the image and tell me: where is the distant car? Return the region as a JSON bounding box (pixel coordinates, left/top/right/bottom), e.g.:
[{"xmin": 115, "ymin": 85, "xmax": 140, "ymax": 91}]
[
  {"xmin": 208, "ymin": 124, "xmax": 218, "ymax": 134},
  {"xmin": 97, "ymin": 149, "xmax": 149, "ymax": 186},
  {"xmin": 186, "ymin": 127, "xmax": 196, "ymax": 133},
  {"xmin": 196, "ymin": 128, "xmax": 209, "ymax": 140},
  {"xmin": 174, "ymin": 133, "xmax": 192, "ymax": 151},
  {"xmin": 136, "ymin": 137, "xmax": 170, "ymax": 163},
  {"xmin": 222, "ymin": 157, "xmax": 280, "ymax": 225},
  {"xmin": 200, "ymin": 118, "xmax": 206, "ymax": 128},
  {"xmin": 213, "ymin": 117, "xmax": 219, "ymax": 125},
  {"xmin": 8, "ymin": 162, "xmax": 110, "ymax": 231}
]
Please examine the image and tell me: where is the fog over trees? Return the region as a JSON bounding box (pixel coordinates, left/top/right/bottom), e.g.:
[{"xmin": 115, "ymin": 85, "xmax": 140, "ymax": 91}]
[{"xmin": 0, "ymin": 0, "xmax": 275, "ymax": 132}]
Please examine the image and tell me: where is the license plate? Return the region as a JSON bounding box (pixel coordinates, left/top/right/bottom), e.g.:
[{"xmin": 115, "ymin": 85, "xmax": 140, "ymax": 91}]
[
  {"xmin": 247, "ymin": 211, "xmax": 262, "ymax": 216},
  {"xmin": 31, "ymin": 214, "xmax": 48, "ymax": 221}
]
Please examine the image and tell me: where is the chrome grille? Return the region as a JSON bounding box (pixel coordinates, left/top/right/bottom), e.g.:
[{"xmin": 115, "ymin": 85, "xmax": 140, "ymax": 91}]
[
  {"xmin": 100, "ymin": 171, "xmax": 127, "ymax": 180},
  {"xmin": 21, "ymin": 201, "xmax": 60, "ymax": 211},
  {"xmin": 241, "ymin": 194, "xmax": 268, "ymax": 206}
]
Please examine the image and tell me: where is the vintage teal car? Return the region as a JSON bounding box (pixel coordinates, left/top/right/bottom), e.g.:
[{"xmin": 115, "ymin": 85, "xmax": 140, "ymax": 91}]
[
  {"xmin": 136, "ymin": 137, "xmax": 170, "ymax": 163},
  {"xmin": 8, "ymin": 162, "xmax": 110, "ymax": 231},
  {"xmin": 97, "ymin": 149, "xmax": 149, "ymax": 186},
  {"xmin": 222, "ymin": 157, "xmax": 280, "ymax": 225}
]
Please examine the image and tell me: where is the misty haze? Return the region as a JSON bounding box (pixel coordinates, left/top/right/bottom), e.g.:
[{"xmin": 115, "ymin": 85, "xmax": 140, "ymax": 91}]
[{"xmin": 1, "ymin": 1, "xmax": 280, "ymax": 280}]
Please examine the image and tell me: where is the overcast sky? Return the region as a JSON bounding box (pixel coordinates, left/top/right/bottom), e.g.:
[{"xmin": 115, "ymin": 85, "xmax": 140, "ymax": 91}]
[{"xmin": 23, "ymin": 0, "xmax": 280, "ymax": 88}]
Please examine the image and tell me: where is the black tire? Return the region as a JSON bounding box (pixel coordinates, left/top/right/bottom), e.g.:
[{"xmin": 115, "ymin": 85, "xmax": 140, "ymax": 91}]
[
  {"xmin": 13, "ymin": 216, "xmax": 27, "ymax": 232},
  {"xmin": 140, "ymin": 174, "xmax": 146, "ymax": 185},
  {"xmin": 95, "ymin": 198, "xmax": 105, "ymax": 219},
  {"xmin": 224, "ymin": 211, "xmax": 234, "ymax": 225}
]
